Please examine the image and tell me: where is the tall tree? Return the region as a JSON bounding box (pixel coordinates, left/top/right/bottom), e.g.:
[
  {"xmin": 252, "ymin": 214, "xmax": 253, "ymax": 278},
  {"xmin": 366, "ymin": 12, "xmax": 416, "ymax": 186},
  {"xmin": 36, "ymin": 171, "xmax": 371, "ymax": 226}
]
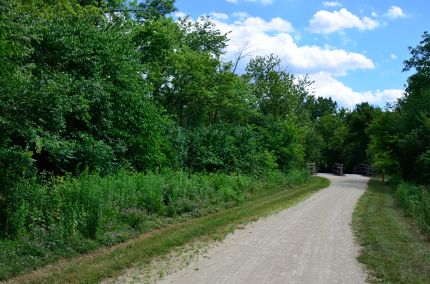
[
  {"xmin": 398, "ymin": 31, "xmax": 430, "ymax": 183},
  {"xmin": 305, "ymin": 96, "xmax": 338, "ymax": 120},
  {"xmin": 137, "ymin": 0, "xmax": 176, "ymax": 20},
  {"xmin": 245, "ymin": 54, "xmax": 306, "ymax": 119},
  {"xmin": 367, "ymin": 109, "xmax": 401, "ymax": 181},
  {"xmin": 343, "ymin": 103, "xmax": 381, "ymax": 171}
]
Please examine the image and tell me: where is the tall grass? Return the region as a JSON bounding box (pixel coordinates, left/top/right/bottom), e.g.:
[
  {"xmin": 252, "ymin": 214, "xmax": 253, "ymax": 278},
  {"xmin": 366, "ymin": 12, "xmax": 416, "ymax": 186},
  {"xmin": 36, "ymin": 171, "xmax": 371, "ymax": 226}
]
[
  {"xmin": 396, "ymin": 182, "xmax": 430, "ymax": 235},
  {"xmin": 0, "ymin": 169, "xmax": 309, "ymax": 280}
]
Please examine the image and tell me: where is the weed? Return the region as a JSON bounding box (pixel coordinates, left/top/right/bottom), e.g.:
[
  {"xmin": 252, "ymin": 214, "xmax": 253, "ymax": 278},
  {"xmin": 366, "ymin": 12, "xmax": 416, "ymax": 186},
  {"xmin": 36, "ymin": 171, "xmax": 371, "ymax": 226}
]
[
  {"xmin": 5, "ymin": 176, "xmax": 327, "ymax": 283},
  {"xmin": 0, "ymin": 169, "xmax": 310, "ymax": 280}
]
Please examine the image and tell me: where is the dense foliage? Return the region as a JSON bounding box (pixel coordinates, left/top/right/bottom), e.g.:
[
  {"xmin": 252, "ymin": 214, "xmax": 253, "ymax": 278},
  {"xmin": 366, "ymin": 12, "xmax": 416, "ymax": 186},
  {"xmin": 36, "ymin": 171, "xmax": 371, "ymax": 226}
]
[
  {"xmin": 0, "ymin": 169, "xmax": 308, "ymax": 279},
  {"xmin": 367, "ymin": 32, "xmax": 430, "ymax": 236},
  {"xmin": 0, "ymin": 0, "xmax": 323, "ymax": 241},
  {"xmin": 0, "ymin": 0, "xmax": 334, "ymax": 278},
  {"xmin": 367, "ymin": 32, "xmax": 430, "ymax": 185}
]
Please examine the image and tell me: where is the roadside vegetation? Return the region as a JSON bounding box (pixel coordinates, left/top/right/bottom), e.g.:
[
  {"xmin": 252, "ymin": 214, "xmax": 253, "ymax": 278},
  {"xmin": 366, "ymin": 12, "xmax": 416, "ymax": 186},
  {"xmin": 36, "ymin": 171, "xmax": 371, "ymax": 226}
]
[
  {"xmin": 353, "ymin": 179, "xmax": 430, "ymax": 283},
  {"xmin": 352, "ymin": 30, "xmax": 430, "ymax": 282},
  {"xmin": 365, "ymin": 32, "xmax": 430, "ymax": 237},
  {"xmin": 5, "ymin": 176, "xmax": 328, "ymax": 284},
  {"xmin": 0, "ymin": 169, "xmax": 313, "ymax": 280}
]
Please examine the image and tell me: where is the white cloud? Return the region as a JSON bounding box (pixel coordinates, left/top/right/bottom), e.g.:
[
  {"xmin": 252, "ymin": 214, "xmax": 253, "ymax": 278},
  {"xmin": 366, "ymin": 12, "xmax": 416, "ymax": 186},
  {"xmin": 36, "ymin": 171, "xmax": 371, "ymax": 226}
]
[
  {"xmin": 323, "ymin": 1, "xmax": 342, "ymax": 7},
  {"xmin": 212, "ymin": 15, "xmax": 374, "ymax": 75},
  {"xmin": 226, "ymin": 0, "xmax": 273, "ymax": 5},
  {"xmin": 371, "ymin": 12, "xmax": 378, "ymax": 18},
  {"xmin": 309, "ymin": 8, "xmax": 379, "ymax": 34},
  {"xmin": 201, "ymin": 14, "xmax": 399, "ymax": 107},
  {"xmin": 209, "ymin": 12, "xmax": 229, "ymax": 21},
  {"xmin": 385, "ymin": 6, "xmax": 407, "ymax": 19},
  {"xmin": 309, "ymin": 72, "xmax": 403, "ymax": 107},
  {"xmin": 390, "ymin": 53, "xmax": 398, "ymax": 60},
  {"xmin": 239, "ymin": 16, "xmax": 294, "ymax": 33},
  {"xmin": 232, "ymin": 11, "xmax": 250, "ymax": 20}
]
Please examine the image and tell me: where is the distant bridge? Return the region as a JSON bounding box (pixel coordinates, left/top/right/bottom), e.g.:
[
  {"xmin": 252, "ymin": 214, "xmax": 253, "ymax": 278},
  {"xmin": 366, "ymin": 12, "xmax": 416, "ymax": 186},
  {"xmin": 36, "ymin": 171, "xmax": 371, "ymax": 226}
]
[{"xmin": 352, "ymin": 163, "xmax": 373, "ymax": 176}]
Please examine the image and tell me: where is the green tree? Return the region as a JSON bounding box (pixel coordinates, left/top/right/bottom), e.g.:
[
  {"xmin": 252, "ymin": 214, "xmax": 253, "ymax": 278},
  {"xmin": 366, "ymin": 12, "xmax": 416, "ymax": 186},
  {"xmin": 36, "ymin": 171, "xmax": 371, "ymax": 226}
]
[
  {"xmin": 343, "ymin": 103, "xmax": 381, "ymax": 171},
  {"xmin": 316, "ymin": 113, "xmax": 348, "ymax": 171},
  {"xmin": 1, "ymin": 1, "xmax": 175, "ymax": 175},
  {"xmin": 244, "ymin": 55, "xmax": 311, "ymax": 170},
  {"xmin": 397, "ymin": 31, "xmax": 430, "ymax": 183},
  {"xmin": 0, "ymin": 0, "xmax": 41, "ymax": 235},
  {"xmin": 135, "ymin": 16, "xmax": 233, "ymax": 126},
  {"xmin": 136, "ymin": 0, "xmax": 176, "ymax": 20},
  {"xmin": 305, "ymin": 96, "xmax": 338, "ymax": 121},
  {"xmin": 367, "ymin": 110, "xmax": 401, "ymax": 181},
  {"xmin": 245, "ymin": 54, "xmax": 303, "ymax": 119},
  {"xmin": 404, "ymin": 31, "xmax": 430, "ymax": 76}
]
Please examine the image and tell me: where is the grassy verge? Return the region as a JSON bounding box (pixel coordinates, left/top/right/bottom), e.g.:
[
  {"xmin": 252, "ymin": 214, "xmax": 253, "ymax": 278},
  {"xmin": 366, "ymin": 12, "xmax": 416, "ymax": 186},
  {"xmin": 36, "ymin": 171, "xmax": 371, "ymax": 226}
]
[
  {"xmin": 352, "ymin": 179, "xmax": 430, "ymax": 283},
  {"xmin": 0, "ymin": 170, "xmax": 308, "ymax": 280},
  {"xmin": 5, "ymin": 176, "xmax": 328, "ymax": 284}
]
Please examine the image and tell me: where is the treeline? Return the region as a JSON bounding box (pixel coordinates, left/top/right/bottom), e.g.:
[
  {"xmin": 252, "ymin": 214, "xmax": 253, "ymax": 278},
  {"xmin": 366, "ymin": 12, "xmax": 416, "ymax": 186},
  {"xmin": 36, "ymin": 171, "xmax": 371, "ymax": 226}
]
[
  {"xmin": 367, "ymin": 32, "xmax": 430, "ymax": 235},
  {"xmin": 367, "ymin": 32, "xmax": 430, "ymax": 184},
  {"xmin": 0, "ymin": 0, "xmax": 373, "ymax": 241}
]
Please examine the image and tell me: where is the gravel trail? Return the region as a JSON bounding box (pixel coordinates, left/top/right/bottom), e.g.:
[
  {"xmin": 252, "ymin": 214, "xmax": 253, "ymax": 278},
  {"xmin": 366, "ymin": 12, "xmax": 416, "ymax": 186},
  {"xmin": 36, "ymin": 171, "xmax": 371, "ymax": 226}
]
[{"xmin": 158, "ymin": 174, "xmax": 368, "ymax": 284}]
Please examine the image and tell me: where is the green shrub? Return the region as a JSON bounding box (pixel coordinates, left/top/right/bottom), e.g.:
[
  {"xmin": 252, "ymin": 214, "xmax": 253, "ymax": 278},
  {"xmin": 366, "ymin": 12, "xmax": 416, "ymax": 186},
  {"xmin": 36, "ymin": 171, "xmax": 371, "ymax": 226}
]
[{"xmin": 184, "ymin": 125, "xmax": 278, "ymax": 174}]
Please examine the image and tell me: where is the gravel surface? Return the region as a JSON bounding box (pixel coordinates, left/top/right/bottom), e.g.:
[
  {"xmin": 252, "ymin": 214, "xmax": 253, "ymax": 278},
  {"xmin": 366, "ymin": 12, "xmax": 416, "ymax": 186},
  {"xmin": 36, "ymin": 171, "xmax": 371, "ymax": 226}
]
[{"xmin": 158, "ymin": 174, "xmax": 369, "ymax": 284}]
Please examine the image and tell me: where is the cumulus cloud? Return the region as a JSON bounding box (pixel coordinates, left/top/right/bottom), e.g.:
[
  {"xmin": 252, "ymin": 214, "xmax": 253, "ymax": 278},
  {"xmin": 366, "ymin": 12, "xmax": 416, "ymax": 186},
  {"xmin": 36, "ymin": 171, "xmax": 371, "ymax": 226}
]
[
  {"xmin": 308, "ymin": 72, "xmax": 403, "ymax": 107},
  {"xmin": 385, "ymin": 6, "xmax": 407, "ymax": 19},
  {"xmin": 212, "ymin": 16, "xmax": 374, "ymax": 75},
  {"xmin": 209, "ymin": 12, "xmax": 229, "ymax": 21},
  {"xmin": 226, "ymin": 0, "xmax": 273, "ymax": 5},
  {"xmin": 192, "ymin": 13, "xmax": 392, "ymax": 107},
  {"xmin": 390, "ymin": 53, "xmax": 398, "ymax": 60},
  {"xmin": 238, "ymin": 16, "xmax": 294, "ymax": 33},
  {"xmin": 309, "ymin": 8, "xmax": 379, "ymax": 34},
  {"xmin": 323, "ymin": 1, "xmax": 342, "ymax": 7}
]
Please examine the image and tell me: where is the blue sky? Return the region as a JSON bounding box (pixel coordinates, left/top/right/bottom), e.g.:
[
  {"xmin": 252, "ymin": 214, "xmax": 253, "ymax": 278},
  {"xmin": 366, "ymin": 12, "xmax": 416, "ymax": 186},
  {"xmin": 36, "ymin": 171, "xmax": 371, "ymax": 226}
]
[{"xmin": 174, "ymin": 0, "xmax": 429, "ymax": 108}]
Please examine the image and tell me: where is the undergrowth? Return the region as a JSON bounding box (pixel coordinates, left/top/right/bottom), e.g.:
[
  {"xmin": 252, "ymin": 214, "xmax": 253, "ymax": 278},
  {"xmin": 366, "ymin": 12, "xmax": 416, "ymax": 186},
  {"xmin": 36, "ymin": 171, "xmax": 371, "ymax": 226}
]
[
  {"xmin": 0, "ymin": 169, "xmax": 308, "ymax": 280},
  {"xmin": 396, "ymin": 181, "xmax": 430, "ymax": 235}
]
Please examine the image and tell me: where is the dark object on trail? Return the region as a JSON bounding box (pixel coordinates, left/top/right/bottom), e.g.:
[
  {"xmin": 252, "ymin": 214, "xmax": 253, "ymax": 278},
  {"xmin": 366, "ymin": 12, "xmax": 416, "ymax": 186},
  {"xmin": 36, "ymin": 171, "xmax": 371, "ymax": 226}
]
[{"xmin": 333, "ymin": 162, "xmax": 343, "ymax": 176}]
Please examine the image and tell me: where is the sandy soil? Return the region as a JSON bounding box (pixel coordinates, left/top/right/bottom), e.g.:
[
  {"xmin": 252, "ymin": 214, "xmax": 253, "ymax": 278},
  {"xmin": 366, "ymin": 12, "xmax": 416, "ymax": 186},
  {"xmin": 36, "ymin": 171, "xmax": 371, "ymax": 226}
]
[{"xmin": 156, "ymin": 174, "xmax": 368, "ymax": 284}]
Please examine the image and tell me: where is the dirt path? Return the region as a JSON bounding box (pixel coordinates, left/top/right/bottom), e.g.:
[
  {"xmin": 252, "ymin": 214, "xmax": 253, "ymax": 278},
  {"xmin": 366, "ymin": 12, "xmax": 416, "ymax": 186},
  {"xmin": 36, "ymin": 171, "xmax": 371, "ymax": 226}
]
[{"xmin": 157, "ymin": 174, "xmax": 368, "ymax": 284}]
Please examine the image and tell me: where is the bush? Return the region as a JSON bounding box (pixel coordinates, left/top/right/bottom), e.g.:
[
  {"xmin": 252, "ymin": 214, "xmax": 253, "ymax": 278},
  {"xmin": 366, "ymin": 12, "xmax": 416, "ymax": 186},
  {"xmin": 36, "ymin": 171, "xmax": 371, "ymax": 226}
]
[
  {"xmin": 2, "ymin": 169, "xmax": 310, "ymax": 242},
  {"xmin": 184, "ymin": 124, "xmax": 278, "ymax": 175}
]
